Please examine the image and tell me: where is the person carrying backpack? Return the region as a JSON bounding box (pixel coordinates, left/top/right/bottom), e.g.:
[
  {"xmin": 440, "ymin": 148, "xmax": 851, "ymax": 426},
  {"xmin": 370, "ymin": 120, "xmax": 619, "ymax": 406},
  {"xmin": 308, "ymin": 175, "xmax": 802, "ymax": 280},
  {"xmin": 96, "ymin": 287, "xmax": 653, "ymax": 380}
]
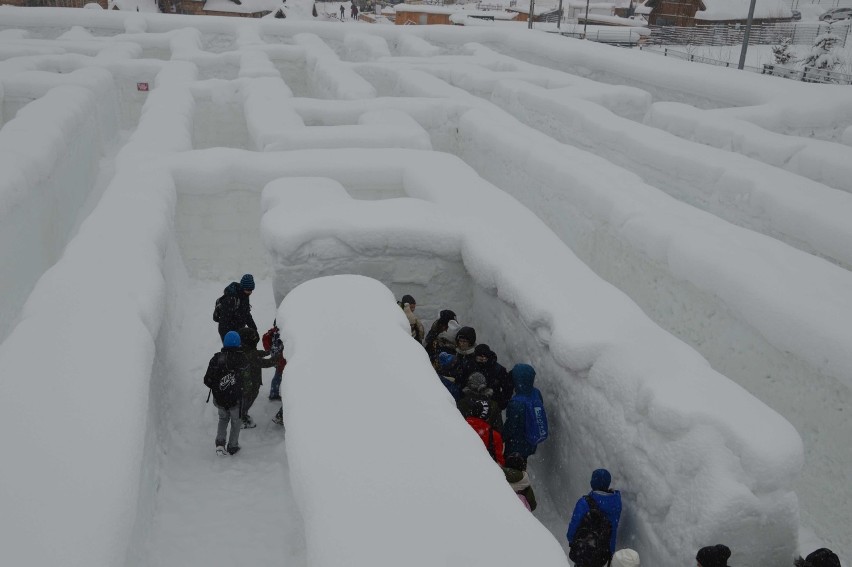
[
  {"xmin": 457, "ymin": 372, "xmax": 503, "ymax": 432},
  {"xmin": 203, "ymin": 331, "xmax": 250, "ymax": 456},
  {"xmin": 263, "ymin": 321, "xmax": 286, "ymax": 400},
  {"xmin": 213, "ymin": 274, "xmax": 257, "ymax": 341},
  {"xmin": 566, "ymin": 468, "xmax": 622, "ymax": 567},
  {"xmin": 238, "ymin": 327, "xmax": 275, "ymax": 429},
  {"xmin": 504, "ymin": 363, "xmax": 548, "ymax": 464}
]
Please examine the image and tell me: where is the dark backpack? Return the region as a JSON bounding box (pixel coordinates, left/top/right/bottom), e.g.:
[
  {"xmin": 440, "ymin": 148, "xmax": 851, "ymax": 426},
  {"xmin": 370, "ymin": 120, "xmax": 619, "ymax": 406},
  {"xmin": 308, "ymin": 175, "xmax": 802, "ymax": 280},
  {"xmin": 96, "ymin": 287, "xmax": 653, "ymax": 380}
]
[
  {"xmin": 213, "ymin": 294, "xmax": 238, "ymax": 323},
  {"xmin": 568, "ymin": 495, "xmax": 613, "ymax": 567},
  {"xmin": 513, "ymin": 387, "xmax": 548, "ymax": 446},
  {"xmin": 204, "ymin": 352, "xmax": 246, "ymax": 408}
]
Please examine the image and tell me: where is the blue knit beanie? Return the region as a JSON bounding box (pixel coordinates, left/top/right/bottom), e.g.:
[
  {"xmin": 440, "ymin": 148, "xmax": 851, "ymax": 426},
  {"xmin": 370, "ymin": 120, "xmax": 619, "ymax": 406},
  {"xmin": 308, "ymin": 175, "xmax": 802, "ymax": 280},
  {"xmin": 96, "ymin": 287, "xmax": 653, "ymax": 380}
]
[
  {"xmin": 240, "ymin": 274, "xmax": 255, "ymax": 291},
  {"xmin": 590, "ymin": 468, "xmax": 611, "ymax": 491},
  {"xmin": 223, "ymin": 331, "xmax": 241, "ymax": 348},
  {"xmin": 437, "ymin": 352, "xmax": 455, "ymax": 369}
]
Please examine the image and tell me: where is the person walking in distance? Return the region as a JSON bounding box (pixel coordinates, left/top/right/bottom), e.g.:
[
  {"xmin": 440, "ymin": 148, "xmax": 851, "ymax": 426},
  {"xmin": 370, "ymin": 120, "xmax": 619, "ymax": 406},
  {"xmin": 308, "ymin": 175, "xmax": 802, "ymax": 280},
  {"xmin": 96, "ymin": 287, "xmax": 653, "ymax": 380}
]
[
  {"xmin": 566, "ymin": 468, "xmax": 622, "ymax": 567},
  {"xmin": 213, "ymin": 274, "xmax": 257, "ymax": 341},
  {"xmin": 203, "ymin": 331, "xmax": 249, "ymax": 456}
]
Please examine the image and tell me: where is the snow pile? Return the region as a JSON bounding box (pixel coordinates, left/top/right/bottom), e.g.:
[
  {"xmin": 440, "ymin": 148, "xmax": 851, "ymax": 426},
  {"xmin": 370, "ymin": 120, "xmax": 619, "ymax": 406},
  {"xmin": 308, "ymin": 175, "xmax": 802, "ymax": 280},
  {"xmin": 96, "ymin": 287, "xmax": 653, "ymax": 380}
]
[
  {"xmin": 259, "ymin": 157, "xmax": 803, "ymax": 567},
  {"xmin": 278, "ymin": 274, "xmax": 569, "ymax": 567}
]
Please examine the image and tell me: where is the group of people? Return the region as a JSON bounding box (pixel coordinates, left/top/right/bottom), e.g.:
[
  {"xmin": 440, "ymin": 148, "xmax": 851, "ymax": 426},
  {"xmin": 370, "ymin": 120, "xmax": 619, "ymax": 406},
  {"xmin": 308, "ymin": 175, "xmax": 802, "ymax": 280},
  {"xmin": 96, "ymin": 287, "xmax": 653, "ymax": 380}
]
[
  {"xmin": 339, "ymin": 2, "xmax": 358, "ymax": 20},
  {"xmin": 205, "ymin": 274, "xmax": 285, "ymax": 457},
  {"xmin": 202, "ymin": 283, "xmax": 843, "ymax": 567}
]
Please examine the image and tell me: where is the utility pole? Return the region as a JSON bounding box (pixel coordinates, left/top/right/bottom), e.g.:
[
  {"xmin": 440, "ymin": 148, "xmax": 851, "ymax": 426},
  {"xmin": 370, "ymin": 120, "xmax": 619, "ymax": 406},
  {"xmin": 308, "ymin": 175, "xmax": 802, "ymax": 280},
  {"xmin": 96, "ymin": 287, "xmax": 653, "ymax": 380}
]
[
  {"xmin": 529, "ymin": 0, "xmax": 535, "ymax": 29},
  {"xmin": 583, "ymin": 0, "xmax": 590, "ymax": 38},
  {"xmin": 557, "ymin": 0, "xmax": 563, "ymax": 31},
  {"xmin": 737, "ymin": 0, "xmax": 757, "ymax": 69}
]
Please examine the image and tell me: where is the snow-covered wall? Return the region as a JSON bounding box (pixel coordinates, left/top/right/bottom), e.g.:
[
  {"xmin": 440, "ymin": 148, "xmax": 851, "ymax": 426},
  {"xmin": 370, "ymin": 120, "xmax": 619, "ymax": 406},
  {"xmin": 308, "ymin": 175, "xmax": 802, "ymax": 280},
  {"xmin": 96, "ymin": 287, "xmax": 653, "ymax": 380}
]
[{"xmin": 256, "ymin": 153, "xmax": 803, "ymax": 567}]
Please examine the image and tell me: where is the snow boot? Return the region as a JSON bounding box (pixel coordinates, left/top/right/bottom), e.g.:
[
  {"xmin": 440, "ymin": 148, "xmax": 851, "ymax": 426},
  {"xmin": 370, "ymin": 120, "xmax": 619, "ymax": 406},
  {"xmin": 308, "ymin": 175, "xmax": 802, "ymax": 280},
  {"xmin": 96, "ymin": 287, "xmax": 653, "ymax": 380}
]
[
  {"xmin": 272, "ymin": 409, "xmax": 284, "ymax": 425},
  {"xmin": 228, "ymin": 446, "xmax": 241, "ymax": 455},
  {"xmin": 216, "ymin": 445, "xmax": 228, "ymax": 457},
  {"xmin": 241, "ymin": 415, "xmax": 256, "ymax": 429}
]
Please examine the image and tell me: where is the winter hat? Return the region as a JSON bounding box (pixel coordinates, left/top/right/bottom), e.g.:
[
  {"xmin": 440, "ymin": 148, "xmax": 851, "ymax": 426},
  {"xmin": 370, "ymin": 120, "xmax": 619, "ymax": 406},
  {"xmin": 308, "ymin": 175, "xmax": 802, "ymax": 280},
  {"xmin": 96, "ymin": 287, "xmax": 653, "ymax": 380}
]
[
  {"xmin": 437, "ymin": 352, "xmax": 455, "ymax": 369},
  {"xmin": 804, "ymin": 549, "xmax": 841, "ymax": 567},
  {"xmin": 590, "ymin": 468, "xmax": 612, "ymax": 491},
  {"xmin": 455, "ymin": 326, "xmax": 476, "ymax": 344},
  {"xmin": 467, "ymin": 372, "xmax": 487, "ymax": 392},
  {"xmin": 474, "ymin": 344, "xmax": 492, "ymax": 357},
  {"xmin": 439, "ymin": 309, "xmax": 457, "ymax": 322},
  {"xmin": 696, "ymin": 544, "xmax": 732, "ymax": 567},
  {"xmin": 240, "ymin": 274, "xmax": 255, "ymax": 291},
  {"xmin": 612, "ymin": 549, "xmax": 641, "ymax": 567},
  {"xmin": 401, "ymin": 294, "xmax": 416, "ymax": 305},
  {"xmin": 223, "ymin": 331, "xmax": 241, "ymax": 348}
]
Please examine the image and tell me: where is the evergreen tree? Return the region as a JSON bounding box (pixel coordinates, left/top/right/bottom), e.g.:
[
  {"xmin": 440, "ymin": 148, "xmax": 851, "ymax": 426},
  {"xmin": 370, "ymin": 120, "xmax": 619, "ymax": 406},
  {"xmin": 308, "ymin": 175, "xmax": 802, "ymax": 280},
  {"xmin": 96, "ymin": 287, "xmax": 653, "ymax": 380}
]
[
  {"xmin": 772, "ymin": 37, "xmax": 793, "ymax": 65},
  {"xmin": 802, "ymin": 33, "xmax": 843, "ymax": 71}
]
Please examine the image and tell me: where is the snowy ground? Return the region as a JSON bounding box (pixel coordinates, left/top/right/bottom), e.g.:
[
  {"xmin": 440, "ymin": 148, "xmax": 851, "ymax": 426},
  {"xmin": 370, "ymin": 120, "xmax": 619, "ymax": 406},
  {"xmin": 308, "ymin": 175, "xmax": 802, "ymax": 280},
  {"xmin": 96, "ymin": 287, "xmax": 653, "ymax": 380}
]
[{"xmin": 0, "ymin": 5, "xmax": 850, "ymax": 567}]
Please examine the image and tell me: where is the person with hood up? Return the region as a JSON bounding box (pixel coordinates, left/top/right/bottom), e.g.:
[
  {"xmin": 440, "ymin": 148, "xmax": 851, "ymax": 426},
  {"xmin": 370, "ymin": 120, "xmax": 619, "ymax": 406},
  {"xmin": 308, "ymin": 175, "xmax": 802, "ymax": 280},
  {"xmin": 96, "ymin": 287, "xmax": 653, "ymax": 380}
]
[
  {"xmin": 398, "ymin": 294, "xmax": 425, "ymax": 343},
  {"xmin": 794, "ymin": 549, "xmax": 840, "ymax": 567},
  {"xmin": 504, "ymin": 363, "xmax": 544, "ymax": 461},
  {"xmin": 696, "ymin": 545, "xmax": 732, "ymax": 567},
  {"xmin": 203, "ymin": 331, "xmax": 249, "ymax": 456},
  {"xmin": 434, "ymin": 351, "xmax": 462, "ymax": 399},
  {"xmin": 423, "ymin": 309, "xmax": 457, "ymax": 359},
  {"xmin": 457, "ymin": 372, "xmax": 503, "ymax": 432},
  {"xmin": 612, "ymin": 549, "xmax": 640, "ymax": 567},
  {"xmin": 446, "ymin": 326, "xmax": 478, "ymax": 390},
  {"xmin": 214, "ymin": 274, "xmax": 257, "ymax": 341},
  {"xmin": 503, "ymin": 453, "xmax": 537, "ymax": 511},
  {"xmin": 566, "ymin": 468, "xmax": 623, "ymax": 566},
  {"xmin": 473, "ymin": 344, "xmax": 512, "ymax": 410},
  {"xmin": 237, "ymin": 327, "xmax": 275, "ymax": 429}
]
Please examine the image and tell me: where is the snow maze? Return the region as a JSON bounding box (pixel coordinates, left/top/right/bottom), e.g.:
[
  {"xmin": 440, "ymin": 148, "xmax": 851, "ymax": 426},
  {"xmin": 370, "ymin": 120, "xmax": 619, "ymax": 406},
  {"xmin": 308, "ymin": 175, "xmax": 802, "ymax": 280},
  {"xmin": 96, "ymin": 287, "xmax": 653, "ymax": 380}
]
[{"xmin": 1, "ymin": 7, "xmax": 851, "ymax": 567}]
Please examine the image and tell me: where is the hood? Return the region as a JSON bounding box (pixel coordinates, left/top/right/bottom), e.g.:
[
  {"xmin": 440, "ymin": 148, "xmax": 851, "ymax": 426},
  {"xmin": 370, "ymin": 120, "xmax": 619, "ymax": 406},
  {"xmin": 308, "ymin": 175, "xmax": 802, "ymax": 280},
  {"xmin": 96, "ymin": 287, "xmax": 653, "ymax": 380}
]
[
  {"xmin": 511, "ymin": 363, "xmax": 536, "ymax": 395},
  {"xmin": 224, "ymin": 281, "xmax": 242, "ymax": 295}
]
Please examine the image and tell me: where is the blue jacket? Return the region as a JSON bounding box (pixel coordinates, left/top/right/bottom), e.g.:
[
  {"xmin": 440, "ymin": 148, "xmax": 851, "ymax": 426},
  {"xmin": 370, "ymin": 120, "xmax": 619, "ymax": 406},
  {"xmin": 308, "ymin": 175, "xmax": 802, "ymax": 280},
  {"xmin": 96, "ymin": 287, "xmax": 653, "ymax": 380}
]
[
  {"xmin": 505, "ymin": 364, "xmax": 537, "ymax": 458},
  {"xmin": 566, "ymin": 490, "xmax": 622, "ymax": 556}
]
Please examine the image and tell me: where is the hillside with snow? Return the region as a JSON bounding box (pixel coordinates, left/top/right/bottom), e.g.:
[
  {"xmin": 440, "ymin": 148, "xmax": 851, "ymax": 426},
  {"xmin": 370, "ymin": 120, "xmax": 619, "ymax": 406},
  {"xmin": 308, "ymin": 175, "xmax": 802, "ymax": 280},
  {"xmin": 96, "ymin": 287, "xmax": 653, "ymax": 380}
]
[{"xmin": 0, "ymin": 5, "xmax": 849, "ymax": 567}]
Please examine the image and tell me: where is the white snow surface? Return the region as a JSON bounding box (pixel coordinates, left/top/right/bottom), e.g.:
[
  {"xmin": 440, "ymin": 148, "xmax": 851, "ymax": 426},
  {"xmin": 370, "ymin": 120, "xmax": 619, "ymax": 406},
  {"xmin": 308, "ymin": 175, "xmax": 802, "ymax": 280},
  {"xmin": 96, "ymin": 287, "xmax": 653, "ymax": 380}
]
[{"xmin": 0, "ymin": 7, "xmax": 848, "ymax": 567}]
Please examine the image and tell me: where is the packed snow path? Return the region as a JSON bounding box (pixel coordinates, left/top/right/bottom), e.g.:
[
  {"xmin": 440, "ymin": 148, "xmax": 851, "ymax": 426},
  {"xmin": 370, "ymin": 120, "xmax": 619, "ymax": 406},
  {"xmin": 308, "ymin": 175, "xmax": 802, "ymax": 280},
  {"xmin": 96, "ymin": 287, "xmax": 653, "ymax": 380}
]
[{"xmin": 0, "ymin": 7, "xmax": 849, "ymax": 567}]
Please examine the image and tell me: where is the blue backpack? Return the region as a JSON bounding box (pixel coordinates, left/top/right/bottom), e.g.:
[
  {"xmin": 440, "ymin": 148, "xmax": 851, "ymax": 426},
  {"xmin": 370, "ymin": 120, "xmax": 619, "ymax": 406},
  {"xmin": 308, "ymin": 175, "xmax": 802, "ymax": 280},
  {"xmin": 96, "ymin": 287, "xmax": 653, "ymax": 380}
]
[{"xmin": 514, "ymin": 388, "xmax": 548, "ymax": 445}]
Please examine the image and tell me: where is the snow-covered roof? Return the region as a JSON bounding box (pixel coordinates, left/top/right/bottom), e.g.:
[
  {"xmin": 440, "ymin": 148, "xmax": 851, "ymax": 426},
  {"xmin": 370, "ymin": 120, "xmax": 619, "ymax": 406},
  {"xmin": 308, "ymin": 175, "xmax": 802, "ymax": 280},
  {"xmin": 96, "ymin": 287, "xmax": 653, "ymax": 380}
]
[
  {"xmin": 695, "ymin": 0, "xmax": 792, "ymax": 20},
  {"xmin": 203, "ymin": 0, "xmax": 282, "ymax": 14}
]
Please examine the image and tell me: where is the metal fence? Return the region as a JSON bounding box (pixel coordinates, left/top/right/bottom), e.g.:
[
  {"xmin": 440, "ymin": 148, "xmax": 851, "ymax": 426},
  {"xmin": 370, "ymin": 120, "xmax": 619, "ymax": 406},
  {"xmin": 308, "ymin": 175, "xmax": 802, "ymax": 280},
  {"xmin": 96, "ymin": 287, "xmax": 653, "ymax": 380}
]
[
  {"xmin": 639, "ymin": 45, "xmax": 852, "ymax": 84},
  {"xmin": 646, "ymin": 22, "xmax": 851, "ymax": 47}
]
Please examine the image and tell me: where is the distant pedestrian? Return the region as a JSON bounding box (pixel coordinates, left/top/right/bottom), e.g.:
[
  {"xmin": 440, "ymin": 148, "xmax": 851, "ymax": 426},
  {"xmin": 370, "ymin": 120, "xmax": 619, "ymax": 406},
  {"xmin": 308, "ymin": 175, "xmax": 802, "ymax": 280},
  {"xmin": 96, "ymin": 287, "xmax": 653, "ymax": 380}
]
[
  {"xmin": 340, "ymin": 4, "xmax": 345, "ymax": 19},
  {"xmin": 203, "ymin": 331, "xmax": 249, "ymax": 456},
  {"xmin": 566, "ymin": 468, "xmax": 622, "ymax": 567},
  {"xmin": 263, "ymin": 321, "xmax": 286, "ymax": 400},
  {"xmin": 794, "ymin": 548, "xmax": 840, "ymax": 567},
  {"xmin": 696, "ymin": 544, "xmax": 732, "ymax": 567},
  {"xmin": 213, "ymin": 274, "xmax": 257, "ymax": 341},
  {"xmin": 351, "ymin": 2, "xmax": 358, "ymax": 19}
]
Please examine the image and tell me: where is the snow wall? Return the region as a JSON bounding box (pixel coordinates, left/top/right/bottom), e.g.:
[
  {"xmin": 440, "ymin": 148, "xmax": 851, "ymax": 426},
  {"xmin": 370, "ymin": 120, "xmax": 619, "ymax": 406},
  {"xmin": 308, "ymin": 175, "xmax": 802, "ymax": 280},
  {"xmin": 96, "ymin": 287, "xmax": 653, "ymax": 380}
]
[{"xmin": 257, "ymin": 156, "xmax": 802, "ymax": 567}]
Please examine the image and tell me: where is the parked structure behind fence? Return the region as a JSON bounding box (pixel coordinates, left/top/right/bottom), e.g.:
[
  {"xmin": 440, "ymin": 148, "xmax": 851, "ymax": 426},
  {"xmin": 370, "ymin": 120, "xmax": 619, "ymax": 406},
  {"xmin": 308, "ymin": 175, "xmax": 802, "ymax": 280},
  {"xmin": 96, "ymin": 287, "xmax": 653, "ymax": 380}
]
[{"xmin": 646, "ymin": 21, "xmax": 851, "ymax": 47}]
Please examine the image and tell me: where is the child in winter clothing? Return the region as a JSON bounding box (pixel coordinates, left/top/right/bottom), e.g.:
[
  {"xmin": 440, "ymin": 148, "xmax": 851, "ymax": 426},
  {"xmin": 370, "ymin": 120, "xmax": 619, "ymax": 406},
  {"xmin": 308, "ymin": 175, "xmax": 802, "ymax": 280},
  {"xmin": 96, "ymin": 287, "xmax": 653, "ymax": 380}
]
[
  {"xmin": 398, "ymin": 294, "xmax": 425, "ymax": 343},
  {"xmin": 203, "ymin": 331, "xmax": 249, "ymax": 455},
  {"xmin": 566, "ymin": 468, "xmax": 623, "ymax": 565},
  {"xmin": 237, "ymin": 327, "xmax": 275, "ymax": 429},
  {"xmin": 503, "ymin": 453, "xmax": 537, "ymax": 511},
  {"xmin": 794, "ymin": 549, "xmax": 840, "ymax": 567},
  {"xmin": 263, "ymin": 321, "xmax": 286, "ymax": 400},
  {"xmin": 696, "ymin": 544, "xmax": 732, "ymax": 567},
  {"xmin": 214, "ymin": 274, "xmax": 257, "ymax": 341}
]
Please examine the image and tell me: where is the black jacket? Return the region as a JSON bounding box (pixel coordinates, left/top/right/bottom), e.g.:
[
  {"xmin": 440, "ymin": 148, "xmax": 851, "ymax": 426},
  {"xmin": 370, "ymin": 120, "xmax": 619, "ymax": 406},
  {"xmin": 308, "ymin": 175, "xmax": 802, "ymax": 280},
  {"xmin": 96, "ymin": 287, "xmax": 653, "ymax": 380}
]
[
  {"xmin": 216, "ymin": 282, "xmax": 257, "ymax": 336},
  {"xmin": 474, "ymin": 355, "xmax": 512, "ymax": 409},
  {"xmin": 203, "ymin": 347, "xmax": 249, "ymax": 409}
]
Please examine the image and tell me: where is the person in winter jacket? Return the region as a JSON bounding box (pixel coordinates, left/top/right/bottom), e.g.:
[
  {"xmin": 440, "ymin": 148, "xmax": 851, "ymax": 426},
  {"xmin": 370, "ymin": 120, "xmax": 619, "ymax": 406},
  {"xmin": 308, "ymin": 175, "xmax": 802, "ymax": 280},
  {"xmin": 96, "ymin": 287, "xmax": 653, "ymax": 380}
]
[
  {"xmin": 461, "ymin": 400, "xmax": 505, "ymax": 467},
  {"xmin": 203, "ymin": 331, "xmax": 250, "ymax": 456},
  {"xmin": 433, "ymin": 351, "xmax": 461, "ymax": 399},
  {"xmin": 566, "ymin": 468, "xmax": 622, "ymax": 561},
  {"xmin": 457, "ymin": 372, "xmax": 503, "ymax": 431},
  {"xmin": 215, "ymin": 274, "xmax": 257, "ymax": 341},
  {"xmin": 473, "ymin": 344, "xmax": 512, "ymax": 410},
  {"xmin": 263, "ymin": 321, "xmax": 286, "ymax": 400},
  {"xmin": 504, "ymin": 363, "xmax": 541, "ymax": 461},
  {"xmin": 446, "ymin": 326, "xmax": 478, "ymax": 389},
  {"xmin": 238, "ymin": 327, "xmax": 275, "ymax": 429},
  {"xmin": 423, "ymin": 309, "xmax": 457, "ymax": 360},
  {"xmin": 504, "ymin": 453, "xmax": 537, "ymax": 511},
  {"xmin": 696, "ymin": 545, "xmax": 732, "ymax": 567},
  {"xmin": 794, "ymin": 549, "xmax": 840, "ymax": 567},
  {"xmin": 612, "ymin": 549, "xmax": 640, "ymax": 567},
  {"xmin": 399, "ymin": 294, "xmax": 425, "ymax": 343}
]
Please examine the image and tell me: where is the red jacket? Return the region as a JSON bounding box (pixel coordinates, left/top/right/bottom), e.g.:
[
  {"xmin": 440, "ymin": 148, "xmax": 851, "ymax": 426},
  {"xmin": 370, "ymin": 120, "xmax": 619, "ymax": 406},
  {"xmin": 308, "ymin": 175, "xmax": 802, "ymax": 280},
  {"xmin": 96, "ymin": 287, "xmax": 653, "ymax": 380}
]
[
  {"xmin": 262, "ymin": 327, "xmax": 287, "ymax": 372},
  {"xmin": 465, "ymin": 416, "xmax": 505, "ymax": 466}
]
